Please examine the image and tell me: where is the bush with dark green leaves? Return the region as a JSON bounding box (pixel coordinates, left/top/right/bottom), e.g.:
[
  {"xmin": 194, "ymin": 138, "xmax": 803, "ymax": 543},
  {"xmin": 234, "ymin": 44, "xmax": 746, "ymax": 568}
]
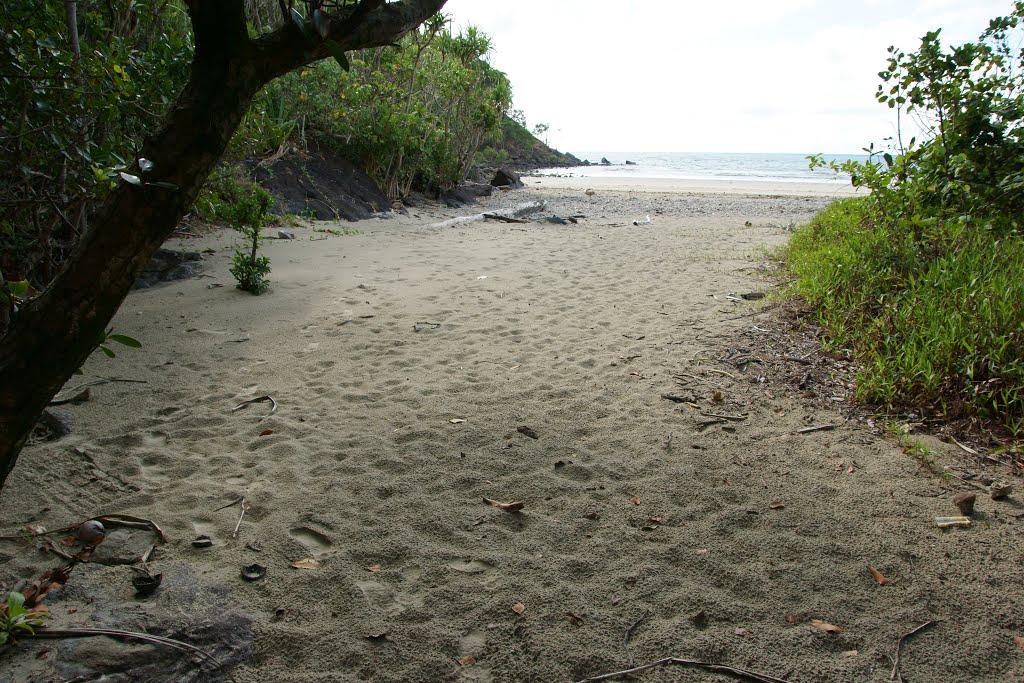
[
  {"xmin": 227, "ymin": 187, "xmax": 274, "ymax": 295},
  {"xmin": 791, "ymin": 3, "xmax": 1024, "ymax": 436}
]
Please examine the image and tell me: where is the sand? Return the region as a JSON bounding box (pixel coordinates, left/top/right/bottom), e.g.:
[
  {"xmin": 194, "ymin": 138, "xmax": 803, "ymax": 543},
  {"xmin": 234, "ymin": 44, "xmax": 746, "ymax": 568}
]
[{"xmin": 1, "ymin": 177, "xmax": 1023, "ymax": 683}]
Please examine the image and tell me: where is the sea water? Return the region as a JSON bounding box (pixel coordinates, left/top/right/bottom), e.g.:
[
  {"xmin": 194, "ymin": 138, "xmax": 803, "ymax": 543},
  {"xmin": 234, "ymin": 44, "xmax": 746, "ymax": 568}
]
[{"xmin": 537, "ymin": 151, "xmax": 869, "ymax": 184}]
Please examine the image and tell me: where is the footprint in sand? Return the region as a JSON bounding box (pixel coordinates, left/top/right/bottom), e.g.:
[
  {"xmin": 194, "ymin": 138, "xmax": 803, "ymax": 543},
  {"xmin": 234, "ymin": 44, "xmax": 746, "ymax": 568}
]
[
  {"xmin": 447, "ymin": 559, "xmax": 494, "ymax": 575},
  {"xmin": 288, "ymin": 526, "xmax": 333, "ymax": 555}
]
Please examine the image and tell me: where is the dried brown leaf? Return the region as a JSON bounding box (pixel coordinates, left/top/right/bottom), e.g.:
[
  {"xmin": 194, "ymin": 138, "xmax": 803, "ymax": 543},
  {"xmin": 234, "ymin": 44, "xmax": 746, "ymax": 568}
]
[
  {"xmin": 842, "ymin": 650, "xmax": 859, "ymax": 657},
  {"xmin": 457, "ymin": 656, "xmax": 477, "ymax": 666},
  {"xmin": 629, "ymin": 497, "xmax": 642, "ymax": 506},
  {"xmin": 482, "ymin": 497, "xmax": 524, "ymax": 512},
  {"xmin": 734, "ymin": 627, "xmax": 753, "ymax": 637},
  {"xmin": 290, "ymin": 558, "xmax": 321, "ymax": 570},
  {"xmin": 449, "ymin": 419, "xmax": 466, "ymax": 424},
  {"xmin": 695, "ymin": 548, "xmax": 709, "ymax": 556},
  {"xmin": 868, "ymin": 566, "xmax": 889, "ymax": 586},
  {"xmin": 259, "ymin": 429, "xmax": 273, "ymax": 437},
  {"xmin": 1014, "ymin": 635, "xmax": 1024, "ymax": 651},
  {"xmin": 511, "ymin": 602, "xmax": 526, "ymax": 615},
  {"xmin": 785, "ymin": 613, "xmax": 803, "ymax": 625},
  {"xmin": 367, "ymin": 564, "xmax": 381, "ymax": 572},
  {"xmin": 768, "ymin": 501, "xmax": 785, "ymax": 509},
  {"xmin": 811, "ymin": 619, "xmax": 843, "ymax": 634}
]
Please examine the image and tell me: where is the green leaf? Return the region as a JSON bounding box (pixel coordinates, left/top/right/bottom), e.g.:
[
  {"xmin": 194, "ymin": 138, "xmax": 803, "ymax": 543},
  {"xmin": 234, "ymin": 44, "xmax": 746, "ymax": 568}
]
[
  {"xmin": 7, "ymin": 279, "xmax": 29, "ymax": 297},
  {"xmin": 106, "ymin": 334, "xmax": 141, "ymax": 348},
  {"xmin": 138, "ymin": 158, "xmax": 154, "ymax": 172},
  {"xmin": 7, "ymin": 592, "xmax": 26, "ymax": 613},
  {"xmin": 119, "ymin": 172, "xmax": 142, "ymax": 186},
  {"xmin": 148, "ymin": 181, "xmax": 179, "ymax": 190},
  {"xmin": 99, "ymin": 345, "xmax": 116, "ymax": 358},
  {"xmin": 324, "ymin": 40, "xmax": 350, "ymax": 71}
]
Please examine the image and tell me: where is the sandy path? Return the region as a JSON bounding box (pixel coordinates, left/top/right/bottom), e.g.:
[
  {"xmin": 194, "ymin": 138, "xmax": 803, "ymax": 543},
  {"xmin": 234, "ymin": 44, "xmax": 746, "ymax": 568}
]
[{"xmin": 1, "ymin": 181, "xmax": 1022, "ymax": 683}]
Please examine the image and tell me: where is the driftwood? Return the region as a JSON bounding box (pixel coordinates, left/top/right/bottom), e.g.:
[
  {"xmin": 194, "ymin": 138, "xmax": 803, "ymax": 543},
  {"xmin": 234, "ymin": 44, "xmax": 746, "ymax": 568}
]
[{"xmin": 430, "ymin": 201, "xmax": 546, "ymax": 228}]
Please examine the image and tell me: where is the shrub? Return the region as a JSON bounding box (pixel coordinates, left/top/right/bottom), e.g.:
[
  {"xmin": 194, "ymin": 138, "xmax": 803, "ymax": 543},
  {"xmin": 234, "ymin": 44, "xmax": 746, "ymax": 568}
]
[
  {"xmin": 791, "ymin": 5, "xmax": 1024, "ymax": 437},
  {"xmin": 227, "ymin": 187, "xmax": 274, "ymax": 295}
]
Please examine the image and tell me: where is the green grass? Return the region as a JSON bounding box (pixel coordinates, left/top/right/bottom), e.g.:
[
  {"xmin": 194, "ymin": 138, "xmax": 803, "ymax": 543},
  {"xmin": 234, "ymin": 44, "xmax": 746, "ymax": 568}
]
[{"xmin": 784, "ymin": 197, "xmax": 1024, "ymax": 436}]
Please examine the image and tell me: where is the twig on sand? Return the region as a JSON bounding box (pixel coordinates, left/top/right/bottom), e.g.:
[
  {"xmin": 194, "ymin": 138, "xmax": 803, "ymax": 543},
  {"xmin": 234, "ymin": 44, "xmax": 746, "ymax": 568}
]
[
  {"xmin": 706, "ymin": 368, "xmax": 735, "ymax": 378},
  {"xmin": 232, "ymin": 499, "xmax": 251, "ymax": 538},
  {"xmin": 576, "ymin": 656, "xmax": 794, "ymax": 683},
  {"xmin": 231, "ymin": 395, "xmax": 278, "ymax": 420},
  {"xmin": 28, "ymin": 627, "xmax": 237, "ymax": 683},
  {"xmin": 722, "ymin": 309, "xmax": 770, "ymax": 322},
  {"xmin": 696, "ymin": 418, "xmax": 728, "ymax": 431},
  {"xmin": 94, "ymin": 514, "xmax": 168, "ymax": 543},
  {"xmin": 781, "ymin": 354, "xmax": 813, "ymax": 365},
  {"xmin": 700, "ymin": 411, "xmax": 749, "ymax": 422},
  {"xmin": 890, "ymin": 620, "xmax": 937, "ymax": 682},
  {"xmin": 215, "ymin": 496, "xmax": 245, "ymax": 512},
  {"xmin": 623, "ymin": 610, "xmax": 650, "ymax": 667},
  {"xmin": 797, "ymin": 424, "xmax": 836, "ymax": 434}
]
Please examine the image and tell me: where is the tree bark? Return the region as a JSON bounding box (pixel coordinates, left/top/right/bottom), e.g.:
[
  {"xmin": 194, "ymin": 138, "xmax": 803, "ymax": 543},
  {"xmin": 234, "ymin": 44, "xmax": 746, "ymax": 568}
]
[{"xmin": 0, "ymin": 0, "xmax": 447, "ymax": 490}]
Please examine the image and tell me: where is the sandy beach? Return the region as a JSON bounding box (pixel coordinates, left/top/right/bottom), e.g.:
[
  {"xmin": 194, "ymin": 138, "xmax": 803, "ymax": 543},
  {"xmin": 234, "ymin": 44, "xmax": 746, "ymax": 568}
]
[{"xmin": 1, "ymin": 178, "xmax": 1022, "ymax": 683}]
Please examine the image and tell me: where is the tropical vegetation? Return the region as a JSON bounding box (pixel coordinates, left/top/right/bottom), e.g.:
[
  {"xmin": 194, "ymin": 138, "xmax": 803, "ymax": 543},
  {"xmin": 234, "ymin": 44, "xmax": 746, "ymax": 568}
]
[{"xmin": 789, "ymin": 2, "xmax": 1024, "ymax": 438}]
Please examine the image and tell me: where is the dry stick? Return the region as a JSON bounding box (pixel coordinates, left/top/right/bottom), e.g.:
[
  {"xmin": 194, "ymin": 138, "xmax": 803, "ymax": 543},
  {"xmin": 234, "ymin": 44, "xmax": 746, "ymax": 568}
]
[
  {"xmin": 28, "ymin": 627, "xmax": 237, "ymax": 683},
  {"xmin": 781, "ymin": 354, "xmax": 813, "ymax": 365},
  {"xmin": 722, "ymin": 308, "xmax": 771, "ymax": 322},
  {"xmin": 797, "ymin": 424, "xmax": 837, "ymax": 434},
  {"xmin": 890, "ymin": 620, "xmax": 937, "ymax": 682},
  {"xmin": 576, "ymin": 656, "xmax": 793, "ymax": 683},
  {"xmin": 700, "ymin": 411, "xmax": 749, "ymax": 422},
  {"xmin": 623, "ymin": 610, "xmax": 650, "ymax": 668},
  {"xmin": 215, "ymin": 496, "xmax": 245, "ymax": 512},
  {"xmin": 232, "ymin": 500, "xmax": 249, "ymax": 538},
  {"xmin": 95, "ymin": 514, "xmax": 167, "ymax": 543}
]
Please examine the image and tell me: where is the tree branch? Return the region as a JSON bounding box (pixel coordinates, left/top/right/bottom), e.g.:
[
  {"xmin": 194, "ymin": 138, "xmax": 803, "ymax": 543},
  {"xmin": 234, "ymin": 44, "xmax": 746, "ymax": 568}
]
[{"xmin": 249, "ymin": 0, "xmax": 447, "ymax": 84}]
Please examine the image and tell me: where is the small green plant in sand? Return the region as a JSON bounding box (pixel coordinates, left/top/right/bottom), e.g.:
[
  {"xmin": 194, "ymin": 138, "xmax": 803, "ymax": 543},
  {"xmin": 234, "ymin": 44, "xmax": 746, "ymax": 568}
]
[
  {"xmin": 228, "ymin": 187, "xmax": 274, "ymax": 295},
  {"xmin": 886, "ymin": 420, "xmax": 940, "ymax": 473},
  {"xmin": 0, "ymin": 592, "xmax": 46, "ymax": 646}
]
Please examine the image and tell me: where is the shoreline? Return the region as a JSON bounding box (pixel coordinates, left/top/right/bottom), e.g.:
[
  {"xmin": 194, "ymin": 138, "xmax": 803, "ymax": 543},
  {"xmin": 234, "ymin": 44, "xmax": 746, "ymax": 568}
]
[{"xmin": 525, "ymin": 174, "xmax": 862, "ymax": 197}]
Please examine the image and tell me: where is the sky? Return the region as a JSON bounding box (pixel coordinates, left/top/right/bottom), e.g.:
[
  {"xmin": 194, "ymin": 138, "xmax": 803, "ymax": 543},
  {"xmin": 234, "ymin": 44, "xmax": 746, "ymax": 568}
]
[{"xmin": 440, "ymin": 0, "xmax": 1016, "ymax": 155}]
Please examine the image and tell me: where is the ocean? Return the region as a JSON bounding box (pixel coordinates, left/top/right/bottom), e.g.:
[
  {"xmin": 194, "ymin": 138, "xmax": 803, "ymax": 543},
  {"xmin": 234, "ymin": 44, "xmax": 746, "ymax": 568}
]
[{"xmin": 537, "ymin": 151, "xmax": 869, "ymax": 185}]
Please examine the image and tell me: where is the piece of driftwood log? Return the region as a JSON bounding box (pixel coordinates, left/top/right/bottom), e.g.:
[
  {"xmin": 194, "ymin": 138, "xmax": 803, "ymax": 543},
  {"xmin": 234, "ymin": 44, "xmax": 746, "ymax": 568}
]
[
  {"xmin": 482, "ymin": 213, "xmax": 529, "ymax": 223},
  {"xmin": 430, "ymin": 201, "xmax": 546, "ymax": 228}
]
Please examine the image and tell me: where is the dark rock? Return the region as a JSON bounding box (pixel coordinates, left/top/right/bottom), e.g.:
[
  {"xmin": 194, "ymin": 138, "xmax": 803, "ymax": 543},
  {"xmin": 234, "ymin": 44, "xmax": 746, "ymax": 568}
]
[
  {"xmin": 254, "ymin": 155, "xmax": 389, "ymax": 221},
  {"xmin": 133, "ymin": 249, "xmax": 204, "ymax": 289},
  {"xmin": 490, "ymin": 167, "xmax": 524, "ymax": 189},
  {"xmin": 625, "ymin": 160, "xmax": 637, "ymax": 165},
  {"xmin": 600, "ymin": 157, "xmax": 612, "ymax": 166},
  {"xmin": 440, "ymin": 183, "xmax": 494, "ymax": 208}
]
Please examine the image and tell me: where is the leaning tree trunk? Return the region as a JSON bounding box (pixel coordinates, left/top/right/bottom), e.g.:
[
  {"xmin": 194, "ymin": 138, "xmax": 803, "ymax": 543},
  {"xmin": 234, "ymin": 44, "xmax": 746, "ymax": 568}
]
[{"xmin": 0, "ymin": 0, "xmax": 447, "ymax": 490}]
